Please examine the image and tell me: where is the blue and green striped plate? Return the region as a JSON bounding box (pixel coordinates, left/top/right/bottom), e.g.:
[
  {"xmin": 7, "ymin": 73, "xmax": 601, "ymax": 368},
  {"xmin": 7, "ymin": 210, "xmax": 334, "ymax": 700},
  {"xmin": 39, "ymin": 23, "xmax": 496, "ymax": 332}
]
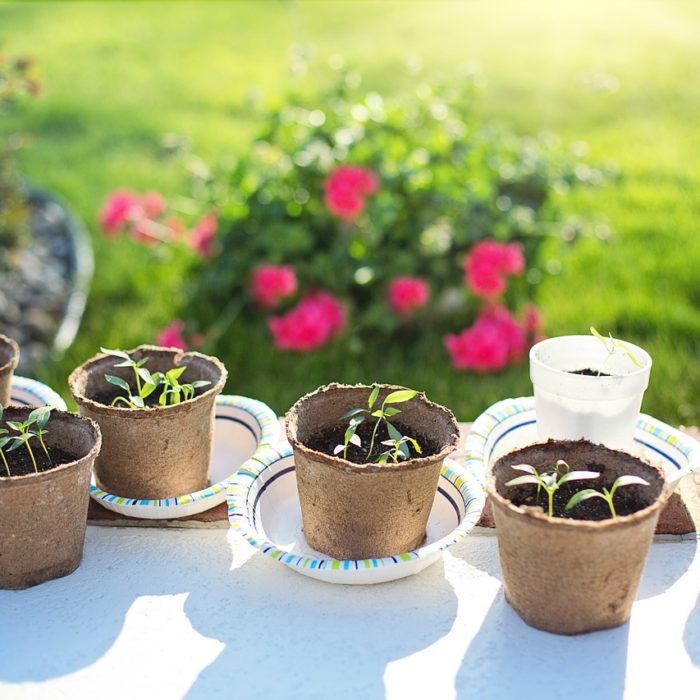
[{"xmin": 228, "ymin": 444, "xmax": 486, "ymax": 584}]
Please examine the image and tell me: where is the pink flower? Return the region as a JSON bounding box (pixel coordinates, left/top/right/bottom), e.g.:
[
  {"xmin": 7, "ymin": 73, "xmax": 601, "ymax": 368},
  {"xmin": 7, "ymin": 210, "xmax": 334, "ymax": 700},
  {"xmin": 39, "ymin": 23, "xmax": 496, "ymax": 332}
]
[
  {"xmin": 523, "ymin": 303, "xmax": 542, "ymax": 334},
  {"xmin": 324, "ymin": 165, "xmax": 378, "ymax": 220},
  {"xmin": 99, "ymin": 189, "xmax": 139, "ymax": 235},
  {"xmin": 464, "ymin": 240, "xmax": 525, "ymax": 298},
  {"xmin": 130, "ymin": 218, "xmax": 158, "ymax": 246},
  {"xmin": 157, "ymin": 320, "xmax": 187, "ymax": 350},
  {"xmin": 142, "ymin": 191, "xmax": 166, "ymax": 218},
  {"xmin": 268, "ymin": 291, "xmax": 345, "ymax": 352},
  {"xmin": 251, "ymin": 265, "xmax": 298, "ymax": 309},
  {"xmin": 444, "ymin": 305, "xmax": 526, "ymax": 372},
  {"xmin": 190, "ymin": 214, "xmax": 217, "ymax": 258},
  {"xmin": 388, "ymin": 277, "xmax": 430, "ymax": 317}
]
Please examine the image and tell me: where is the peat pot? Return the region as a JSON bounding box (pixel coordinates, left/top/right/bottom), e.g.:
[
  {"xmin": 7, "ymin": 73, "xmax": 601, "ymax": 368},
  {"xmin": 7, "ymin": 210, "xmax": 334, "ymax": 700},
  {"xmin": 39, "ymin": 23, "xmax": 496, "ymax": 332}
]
[
  {"xmin": 488, "ymin": 439, "xmax": 669, "ymax": 635},
  {"xmin": 530, "ymin": 335, "xmax": 652, "ymax": 449},
  {"xmin": 286, "ymin": 383, "xmax": 460, "ymax": 560},
  {"xmin": 68, "ymin": 345, "xmax": 226, "ymax": 499},
  {"xmin": 0, "ymin": 334, "xmax": 20, "ymax": 407},
  {"xmin": 0, "ymin": 408, "xmax": 101, "ymax": 589}
]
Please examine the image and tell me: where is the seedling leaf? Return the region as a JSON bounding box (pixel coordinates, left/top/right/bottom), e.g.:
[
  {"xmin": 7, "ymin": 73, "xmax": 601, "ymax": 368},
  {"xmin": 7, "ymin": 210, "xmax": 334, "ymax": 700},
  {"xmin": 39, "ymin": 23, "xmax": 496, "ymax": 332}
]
[
  {"xmin": 106, "ymin": 375, "xmax": 131, "ymax": 392},
  {"xmin": 368, "ymin": 385, "xmax": 380, "ymax": 409},
  {"xmin": 384, "ymin": 390, "xmax": 418, "ymax": 404},
  {"xmin": 558, "ymin": 470, "xmax": 599, "ymax": 485},
  {"xmin": 614, "ymin": 475, "xmax": 650, "ymax": 488},
  {"xmin": 565, "ymin": 489, "xmax": 604, "ymax": 510},
  {"xmin": 505, "ymin": 475, "xmax": 540, "ymax": 487}
]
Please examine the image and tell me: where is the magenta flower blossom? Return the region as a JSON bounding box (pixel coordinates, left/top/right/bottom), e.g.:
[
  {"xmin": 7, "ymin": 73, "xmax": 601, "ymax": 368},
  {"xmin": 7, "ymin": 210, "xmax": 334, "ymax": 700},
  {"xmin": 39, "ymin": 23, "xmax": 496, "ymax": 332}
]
[
  {"xmin": 99, "ymin": 189, "xmax": 139, "ymax": 235},
  {"xmin": 142, "ymin": 191, "xmax": 166, "ymax": 218},
  {"xmin": 324, "ymin": 165, "xmax": 378, "ymax": 220},
  {"xmin": 388, "ymin": 277, "xmax": 429, "ymax": 317},
  {"xmin": 444, "ymin": 305, "xmax": 526, "ymax": 372},
  {"xmin": 251, "ymin": 265, "xmax": 298, "ymax": 309},
  {"xmin": 190, "ymin": 214, "xmax": 218, "ymax": 258},
  {"xmin": 268, "ymin": 291, "xmax": 345, "ymax": 352},
  {"xmin": 463, "ymin": 240, "xmax": 525, "ymax": 298},
  {"xmin": 157, "ymin": 320, "xmax": 187, "ymax": 351}
]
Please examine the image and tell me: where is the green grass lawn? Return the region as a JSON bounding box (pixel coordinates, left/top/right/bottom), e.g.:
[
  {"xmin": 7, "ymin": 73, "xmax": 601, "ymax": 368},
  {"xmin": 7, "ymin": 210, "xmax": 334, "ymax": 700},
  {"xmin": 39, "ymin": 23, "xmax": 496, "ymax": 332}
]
[{"xmin": 1, "ymin": 0, "xmax": 698, "ymax": 424}]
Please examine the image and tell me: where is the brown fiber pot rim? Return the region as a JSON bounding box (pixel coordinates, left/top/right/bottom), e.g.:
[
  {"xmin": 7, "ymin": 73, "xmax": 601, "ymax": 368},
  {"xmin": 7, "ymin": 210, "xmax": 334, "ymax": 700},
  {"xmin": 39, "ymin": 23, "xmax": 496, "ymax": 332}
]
[
  {"xmin": 67, "ymin": 344, "xmax": 227, "ymax": 417},
  {"xmin": 0, "ymin": 334, "xmax": 20, "ymax": 375},
  {"xmin": 0, "ymin": 409, "xmax": 101, "ymax": 487},
  {"xmin": 286, "ymin": 382, "xmax": 460, "ymax": 474},
  {"xmin": 487, "ymin": 439, "xmax": 671, "ymax": 533}
]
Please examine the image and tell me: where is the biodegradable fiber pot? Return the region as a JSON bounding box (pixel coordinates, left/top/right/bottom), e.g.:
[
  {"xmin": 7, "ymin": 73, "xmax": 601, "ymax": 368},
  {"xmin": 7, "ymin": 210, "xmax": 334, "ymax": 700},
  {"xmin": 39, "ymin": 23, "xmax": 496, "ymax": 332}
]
[
  {"xmin": 286, "ymin": 383, "xmax": 460, "ymax": 560},
  {"xmin": 0, "ymin": 408, "xmax": 101, "ymax": 589},
  {"xmin": 0, "ymin": 334, "xmax": 20, "ymax": 407},
  {"xmin": 68, "ymin": 345, "xmax": 226, "ymax": 499},
  {"xmin": 488, "ymin": 440, "xmax": 669, "ymax": 635}
]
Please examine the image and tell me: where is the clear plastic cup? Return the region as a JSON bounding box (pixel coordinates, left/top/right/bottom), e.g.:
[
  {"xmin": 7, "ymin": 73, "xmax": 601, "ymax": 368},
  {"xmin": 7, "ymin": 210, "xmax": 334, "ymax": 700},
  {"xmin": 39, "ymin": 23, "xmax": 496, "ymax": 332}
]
[{"xmin": 529, "ymin": 335, "xmax": 652, "ymax": 450}]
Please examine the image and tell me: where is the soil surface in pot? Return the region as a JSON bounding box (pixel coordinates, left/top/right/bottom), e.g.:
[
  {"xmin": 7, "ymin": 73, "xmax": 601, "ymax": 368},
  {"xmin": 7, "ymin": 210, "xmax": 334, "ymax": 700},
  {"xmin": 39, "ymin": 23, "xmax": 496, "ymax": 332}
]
[
  {"xmin": 304, "ymin": 420, "xmax": 440, "ymax": 464},
  {"xmin": 89, "ymin": 380, "xmax": 210, "ymax": 409},
  {"xmin": 0, "ymin": 446, "xmax": 75, "ymax": 477},
  {"xmin": 503, "ymin": 459, "xmax": 656, "ymax": 521},
  {"xmin": 569, "ymin": 368, "xmax": 612, "ymax": 376}
]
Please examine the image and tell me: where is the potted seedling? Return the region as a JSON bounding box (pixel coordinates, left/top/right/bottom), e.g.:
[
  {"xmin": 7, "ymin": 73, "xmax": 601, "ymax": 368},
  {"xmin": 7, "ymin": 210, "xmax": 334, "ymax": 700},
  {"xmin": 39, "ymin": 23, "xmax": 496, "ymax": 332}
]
[
  {"xmin": 529, "ymin": 328, "xmax": 652, "ymax": 449},
  {"xmin": 0, "ymin": 334, "xmax": 20, "ymax": 407},
  {"xmin": 285, "ymin": 383, "xmax": 460, "ymax": 560},
  {"xmin": 487, "ymin": 439, "xmax": 669, "ymax": 635},
  {"xmin": 0, "ymin": 404, "xmax": 101, "ymax": 589},
  {"xmin": 68, "ymin": 345, "xmax": 226, "ymax": 499}
]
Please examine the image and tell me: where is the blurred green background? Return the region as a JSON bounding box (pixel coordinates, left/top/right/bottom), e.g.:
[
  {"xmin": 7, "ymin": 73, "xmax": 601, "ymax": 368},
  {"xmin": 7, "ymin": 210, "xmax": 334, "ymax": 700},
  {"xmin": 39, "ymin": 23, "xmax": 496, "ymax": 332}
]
[{"xmin": 1, "ymin": 0, "xmax": 698, "ymax": 423}]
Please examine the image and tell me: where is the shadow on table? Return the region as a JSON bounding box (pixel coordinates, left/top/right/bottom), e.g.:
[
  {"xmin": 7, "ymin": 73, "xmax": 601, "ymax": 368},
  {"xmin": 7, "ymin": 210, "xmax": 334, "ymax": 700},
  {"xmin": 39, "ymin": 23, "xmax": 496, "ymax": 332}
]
[
  {"xmin": 454, "ymin": 590, "xmax": 630, "ymax": 700},
  {"xmin": 0, "ymin": 527, "xmax": 458, "ymax": 699},
  {"xmin": 183, "ymin": 544, "xmax": 458, "ymax": 699},
  {"xmin": 684, "ymin": 591, "xmax": 700, "ymax": 669}
]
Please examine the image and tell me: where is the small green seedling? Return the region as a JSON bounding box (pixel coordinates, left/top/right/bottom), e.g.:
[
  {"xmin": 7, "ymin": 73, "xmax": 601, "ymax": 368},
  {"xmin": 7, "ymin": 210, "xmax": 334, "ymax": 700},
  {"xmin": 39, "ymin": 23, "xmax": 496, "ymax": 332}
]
[
  {"xmin": 377, "ymin": 432, "xmax": 422, "ymax": 465},
  {"xmin": 334, "ymin": 385, "xmax": 421, "ymax": 462},
  {"xmin": 590, "ymin": 327, "xmax": 643, "ymax": 376},
  {"xmin": 505, "ymin": 460, "xmax": 599, "ymax": 518},
  {"xmin": 102, "ymin": 348, "xmax": 210, "ymax": 409},
  {"xmin": 0, "ymin": 406, "xmax": 11, "ymax": 476},
  {"xmin": 102, "ymin": 347, "xmax": 159, "ymax": 409},
  {"xmin": 3, "ymin": 405, "xmax": 53, "ymax": 474},
  {"xmin": 155, "ymin": 366, "xmax": 211, "ymax": 406},
  {"xmin": 565, "ymin": 475, "xmax": 650, "ymax": 518}
]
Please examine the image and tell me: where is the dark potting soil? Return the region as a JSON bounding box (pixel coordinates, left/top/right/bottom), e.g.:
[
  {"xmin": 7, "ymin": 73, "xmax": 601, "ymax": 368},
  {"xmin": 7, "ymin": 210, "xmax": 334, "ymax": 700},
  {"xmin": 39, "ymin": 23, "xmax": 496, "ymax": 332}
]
[
  {"xmin": 0, "ymin": 446, "xmax": 76, "ymax": 478},
  {"xmin": 506, "ymin": 462, "xmax": 650, "ymax": 521},
  {"xmin": 569, "ymin": 368, "xmax": 612, "ymax": 377},
  {"xmin": 89, "ymin": 380, "xmax": 209, "ymax": 409},
  {"xmin": 304, "ymin": 420, "xmax": 440, "ymax": 464}
]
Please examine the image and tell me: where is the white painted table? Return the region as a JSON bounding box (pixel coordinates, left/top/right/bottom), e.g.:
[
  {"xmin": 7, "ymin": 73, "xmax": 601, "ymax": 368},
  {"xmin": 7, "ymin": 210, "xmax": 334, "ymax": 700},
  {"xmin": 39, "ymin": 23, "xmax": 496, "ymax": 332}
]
[{"xmin": 1, "ymin": 526, "xmax": 698, "ymax": 699}]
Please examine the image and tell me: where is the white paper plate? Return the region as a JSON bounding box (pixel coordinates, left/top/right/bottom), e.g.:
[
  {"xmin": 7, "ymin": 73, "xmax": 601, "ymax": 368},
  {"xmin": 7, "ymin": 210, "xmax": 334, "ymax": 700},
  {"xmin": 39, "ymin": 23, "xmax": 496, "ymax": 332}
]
[
  {"xmin": 10, "ymin": 376, "xmax": 67, "ymax": 410},
  {"xmin": 227, "ymin": 444, "xmax": 486, "ymax": 585},
  {"xmin": 89, "ymin": 395, "xmax": 281, "ymax": 519},
  {"xmin": 466, "ymin": 396, "xmax": 700, "ymax": 486}
]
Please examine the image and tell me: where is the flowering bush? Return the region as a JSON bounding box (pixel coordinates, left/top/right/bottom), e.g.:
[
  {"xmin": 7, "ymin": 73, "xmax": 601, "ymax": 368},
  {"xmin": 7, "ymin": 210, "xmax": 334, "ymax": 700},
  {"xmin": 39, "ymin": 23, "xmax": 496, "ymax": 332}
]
[{"xmin": 100, "ymin": 63, "xmax": 601, "ymax": 371}]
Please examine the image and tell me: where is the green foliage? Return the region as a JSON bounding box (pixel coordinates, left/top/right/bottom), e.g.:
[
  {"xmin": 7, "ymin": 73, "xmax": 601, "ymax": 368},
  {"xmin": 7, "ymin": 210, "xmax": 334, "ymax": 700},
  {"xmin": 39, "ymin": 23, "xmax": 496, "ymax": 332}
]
[
  {"xmin": 334, "ymin": 385, "xmax": 420, "ymax": 463},
  {"xmin": 0, "ymin": 53, "xmax": 40, "ymax": 264},
  {"xmin": 3, "ymin": 1, "xmax": 698, "ymax": 426},
  {"xmin": 0, "ymin": 405, "xmax": 53, "ymax": 475},
  {"xmin": 565, "ymin": 474, "xmax": 650, "ymax": 518},
  {"xmin": 184, "ymin": 62, "xmax": 596, "ymax": 346},
  {"xmin": 505, "ymin": 460, "xmax": 599, "ymax": 517},
  {"xmin": 101, "ymin": 348, "xmax": 210, "ymax": 409}
]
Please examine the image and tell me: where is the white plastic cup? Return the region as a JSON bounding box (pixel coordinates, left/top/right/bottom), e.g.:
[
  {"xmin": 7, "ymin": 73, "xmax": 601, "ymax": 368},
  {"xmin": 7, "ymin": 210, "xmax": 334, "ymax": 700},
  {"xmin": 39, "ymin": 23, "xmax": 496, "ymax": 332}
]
[{"xmin": 529, "ymin": 335, "xmax": 652, "ymax": 450}]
